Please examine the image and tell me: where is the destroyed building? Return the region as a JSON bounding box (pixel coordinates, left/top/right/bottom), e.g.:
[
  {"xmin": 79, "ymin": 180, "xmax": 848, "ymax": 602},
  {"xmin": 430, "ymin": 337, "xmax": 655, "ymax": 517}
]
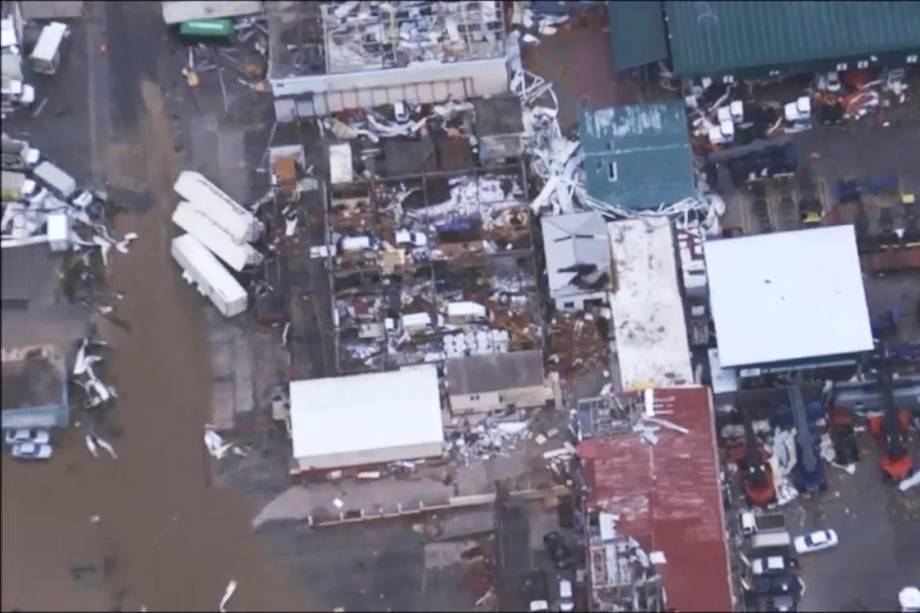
[
  {"xmin": 2, "ymin": 246, "xmax": 87, "ymax": 429},
  {"xmin": 268, "ymin": 1, "xmax": 511, "ymax": 121},
  {"xmin": 445, "ymin": 349, "xmax": 553, "ymax": 415},
  {"xmin": 541, "ymin": 211, "xmax": 611, "ymax": 312},
  {"xmin": 607, "ymin": 218, "xmax": 693, "ymax": 391},
  {"xmin": 579, "ymin": 101, "xmax": 696, "ymax": 211},
  {"xmin": 288, "ymin": 365, "xmax": 444, "ymax": 472},
  {"xmin": 576, "ymin": 387, "xmax": 734, "ymax": 612},
  {"xmin": 704, "ymin": 224, "xmax": 874, "ymax": 376},
  {"xmin": 321, "ymin": 95, "xmax": 540, "ymax": 375}
]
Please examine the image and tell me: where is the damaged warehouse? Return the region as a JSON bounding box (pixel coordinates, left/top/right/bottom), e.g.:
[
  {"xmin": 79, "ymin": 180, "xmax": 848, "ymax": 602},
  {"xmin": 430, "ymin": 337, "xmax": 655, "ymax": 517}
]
[{"xmin": 268, "ymin": 1, "xmax": 512, "ymax": 121}]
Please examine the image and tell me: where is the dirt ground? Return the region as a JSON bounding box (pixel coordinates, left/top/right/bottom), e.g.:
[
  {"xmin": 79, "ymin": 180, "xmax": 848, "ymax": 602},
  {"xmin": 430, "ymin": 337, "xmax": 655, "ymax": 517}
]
[{"xmin": 2, "ymin": 3, "xmax": 312, "ymax": 610}]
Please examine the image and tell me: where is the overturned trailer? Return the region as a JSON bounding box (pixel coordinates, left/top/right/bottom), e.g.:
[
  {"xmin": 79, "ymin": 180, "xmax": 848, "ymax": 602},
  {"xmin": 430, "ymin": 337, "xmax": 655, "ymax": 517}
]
[
  {"xmin": 170, "ymin": 233, "xmax": 248, "ymax": 317},
  {"xmin": 173, "ymin": 171, "xmax": 264, "ymax": 243},
  {"xmin": 171, "ymin": 202, "xmax": 263, "ymax": 272}
]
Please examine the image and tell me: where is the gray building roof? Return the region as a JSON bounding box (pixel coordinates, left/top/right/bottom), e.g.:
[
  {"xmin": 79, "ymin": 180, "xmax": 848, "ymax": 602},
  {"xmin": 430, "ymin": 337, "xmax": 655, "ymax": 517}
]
[
  {"xmin": 541, "ymin": 211, "xmax": 611, "ymax": 300},
  {"xmin": 665, "ymin": 1, "xmax": 920, "ymax": 78},
  {"xmin": 446, "ymin": 350, "xmax": 545, "ymax": 395},
  {"xmin": 579, "ymin": 101, "xmax": 695, "ymax": 210}
]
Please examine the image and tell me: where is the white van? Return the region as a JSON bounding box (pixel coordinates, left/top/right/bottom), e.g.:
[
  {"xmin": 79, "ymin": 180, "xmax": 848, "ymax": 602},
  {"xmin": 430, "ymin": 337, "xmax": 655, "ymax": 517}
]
[{"xmin": 31, "ymin": 22, "xmax": 69, "ymax": 75}]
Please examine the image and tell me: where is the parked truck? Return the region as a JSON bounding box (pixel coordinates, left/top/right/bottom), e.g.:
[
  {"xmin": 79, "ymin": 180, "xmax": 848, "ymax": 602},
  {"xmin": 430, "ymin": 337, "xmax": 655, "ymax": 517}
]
[
  {"xmin": 751, "ymin": 531, "xmax": 792, "ymax": 550},
  {"xmin": 1, "ymin": 133, "xmax": 40, "ymax": 169},
  {"xmin": 30, "ymin": 22, "xmax": 69, "ymax": 75},
  {"xmin": 171, "ymin": 233, "xmax": 248, "ymax": 318},
  {"xmin": 740, "ymin": 511, "xmax": 786, "ymax": 536},
  {"xmin": 1, "ymin": 170, "xmax": 36, "ymax": 201}
]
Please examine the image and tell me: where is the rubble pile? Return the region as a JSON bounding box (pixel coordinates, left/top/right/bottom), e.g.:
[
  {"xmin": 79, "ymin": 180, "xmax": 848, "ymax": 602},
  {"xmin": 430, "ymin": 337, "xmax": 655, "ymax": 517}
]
[
  {"xmin": 510, "ymin": 3, "xmax": 570, "ymax": 46},
  {"xmin": 323, "ymin": 1, "xmax": 505, "ymax": 74},
  {"xmin": 444, "ymin": 418, "xmax": 533, "ymax": 465},
  {"xmin": 2, "ymin": 135, "xmax": 137, "ymax": 260},
  {"xmin": 547, "ymin": 310, "xmax": 609, "ymax": 383}
]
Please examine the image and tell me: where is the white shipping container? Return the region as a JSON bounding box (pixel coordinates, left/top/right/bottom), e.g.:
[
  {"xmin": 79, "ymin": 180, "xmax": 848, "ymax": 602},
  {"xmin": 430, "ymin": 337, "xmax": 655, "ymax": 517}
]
[
  {"xmin": 173, "ymin": 171, "xmax": 263, "ymax": 243},
  {"xmin": 171, "ymin": 201, "xmax": 263, "ymax": 272},
  {"xmin": 171, "ymin": 233, "xmax": 248, "ymax": 317}
]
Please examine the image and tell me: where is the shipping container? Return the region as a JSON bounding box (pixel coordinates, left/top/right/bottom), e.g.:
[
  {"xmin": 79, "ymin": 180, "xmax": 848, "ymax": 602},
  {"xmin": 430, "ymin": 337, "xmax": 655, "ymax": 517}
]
[{"xmin": 179, "ymin": 18, "xmax": 233, "ymax": 39}]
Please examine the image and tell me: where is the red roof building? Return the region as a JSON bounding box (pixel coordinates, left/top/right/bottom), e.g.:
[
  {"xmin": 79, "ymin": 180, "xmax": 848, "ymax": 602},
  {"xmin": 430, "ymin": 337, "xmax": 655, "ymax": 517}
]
[{"xmin": 577, "ymin": 387, "xmax": 734, "ymax": 612}]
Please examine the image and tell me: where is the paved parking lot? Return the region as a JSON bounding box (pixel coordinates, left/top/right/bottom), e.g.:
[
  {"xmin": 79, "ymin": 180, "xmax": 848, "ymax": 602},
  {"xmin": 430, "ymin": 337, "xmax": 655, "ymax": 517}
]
[{"xmin": 789, "ymin": 435, "xmax": 920, "ymax": 612}]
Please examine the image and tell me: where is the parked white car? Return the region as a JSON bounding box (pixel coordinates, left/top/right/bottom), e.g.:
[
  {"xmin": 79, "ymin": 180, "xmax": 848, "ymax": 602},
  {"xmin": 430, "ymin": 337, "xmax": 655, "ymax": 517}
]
[
  {"xmin": 5, "ymin": 428, "xmax": 50, "ymax": 446},
  {"xmin": 11, "ymin": 441, "xmax": 53, "ymax": 460},
  {"xmin": 901, "ymin": 586, "xmax": 920, "ymax": 612},
  {"xmin": 558, "ymin": 578, "xmax": 574, "ymax": 612},
  {"xmin": 794, "ymin": 529, "xmax": 838, "ymax": 554}
]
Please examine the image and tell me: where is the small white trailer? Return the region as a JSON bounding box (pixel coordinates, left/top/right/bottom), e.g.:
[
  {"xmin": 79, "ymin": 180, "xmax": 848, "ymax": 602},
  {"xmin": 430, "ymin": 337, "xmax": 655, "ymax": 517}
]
[
  {"xmin": 30, "ymin": 22, "xmax": 69, "ymax": 75},
  {"xmin": 32, "ymin": 161, "xmax": 76, "ymax": 199},
  {"xmin": 171, "ymin": 201, "xmax": 263, "ymax": 272},
  {"xmin": 171, "ymin": 233, "xmax": 248, "ymax": 317},
  {"xmin": 173, "ymin": 171, "xmax": 263, "ymax": 243}
]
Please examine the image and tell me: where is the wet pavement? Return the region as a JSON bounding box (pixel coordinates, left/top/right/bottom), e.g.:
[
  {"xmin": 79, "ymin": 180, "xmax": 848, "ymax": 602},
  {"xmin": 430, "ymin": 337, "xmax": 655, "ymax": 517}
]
[{"xmin": 2, "ymin": 3, "xmax": 312, "ymax": 610}]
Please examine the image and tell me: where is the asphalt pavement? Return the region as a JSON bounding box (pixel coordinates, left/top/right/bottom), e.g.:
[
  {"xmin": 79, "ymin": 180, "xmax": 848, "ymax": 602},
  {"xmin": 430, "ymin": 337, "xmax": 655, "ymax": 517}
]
[{"xmin": 1, "ymin": 3, "xmax": 312, "ymax": 610}]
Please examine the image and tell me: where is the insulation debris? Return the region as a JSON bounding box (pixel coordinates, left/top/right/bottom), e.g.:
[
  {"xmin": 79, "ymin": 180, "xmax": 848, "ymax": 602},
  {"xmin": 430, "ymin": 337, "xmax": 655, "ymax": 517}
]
[
  {"xmin": 72, "ymin": 337, "xmax": 118, "ymax": 409},
  {"xmin": 219, "ymin": 579, "xmax": 238, "ymax": 613}
]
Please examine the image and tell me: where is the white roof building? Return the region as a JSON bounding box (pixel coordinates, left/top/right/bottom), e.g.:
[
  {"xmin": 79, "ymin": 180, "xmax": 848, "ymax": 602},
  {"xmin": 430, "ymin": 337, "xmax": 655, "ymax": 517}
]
[
  {"xmin": 289, "ymin": 365, "xmax": 444, "ymax": 471},
  {"xmin": 607, "ymin": 217, "xmax": 693, "ymax": 390},
  {"xmin": 704, "ymin": 225, "xmax": 873, "ymax": 370},
  {"xmin": 541, "ymin": 211, "xmax": 612, "ymax": 312}
]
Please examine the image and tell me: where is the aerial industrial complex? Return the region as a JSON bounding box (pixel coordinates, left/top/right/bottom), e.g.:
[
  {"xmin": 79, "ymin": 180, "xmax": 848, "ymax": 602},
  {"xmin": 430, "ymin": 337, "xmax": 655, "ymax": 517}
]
[{"xmin": 2, "ymin": 1, "xmax": 919, "ymax": 612}]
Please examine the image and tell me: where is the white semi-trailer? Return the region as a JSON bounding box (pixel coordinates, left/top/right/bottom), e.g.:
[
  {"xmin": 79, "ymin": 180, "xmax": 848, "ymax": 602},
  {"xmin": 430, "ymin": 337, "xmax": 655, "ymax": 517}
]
[
  {"xmin": 172, "ymin": 171, "xmax": 263, "ymax": 243},
  {"xmin": 171, "ymin": 233, "xmax": 248, "ymax": 317}
]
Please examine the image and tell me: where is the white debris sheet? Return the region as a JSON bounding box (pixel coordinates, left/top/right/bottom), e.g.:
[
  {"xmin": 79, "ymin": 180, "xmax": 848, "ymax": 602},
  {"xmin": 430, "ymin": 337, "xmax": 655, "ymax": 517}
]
[
  {"xmin": 219, "ymin": 579, "xmax": 238, "ymax": 612},
  {"xmin": 72, "ymin": 337, "xmax": 118, "ymax": 408},
  {"xmin": 899, "ymin": 470, "xmax": 920, "ymax": 493},
  {"xmin": 203, "ymin": 429, "xmax": 246, "ymax": 460}
]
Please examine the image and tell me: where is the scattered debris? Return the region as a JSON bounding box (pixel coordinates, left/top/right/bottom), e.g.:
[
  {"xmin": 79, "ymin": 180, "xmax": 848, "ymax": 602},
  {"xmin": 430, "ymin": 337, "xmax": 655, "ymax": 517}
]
[
  {"xmin": 204, "ymin": 429, "xmax": 236, "ymax": 459},
  {"xmin": 218, "ymin": 579, "xmax": 238, "ymax": 613},
  {"xmin": 899, "ymin": 470, "xmax": 920, "ymax": 493}
]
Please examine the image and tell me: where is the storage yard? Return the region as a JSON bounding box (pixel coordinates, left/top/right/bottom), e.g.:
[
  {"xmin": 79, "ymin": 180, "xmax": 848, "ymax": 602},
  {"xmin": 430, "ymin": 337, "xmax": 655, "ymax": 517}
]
[{"xmin": 2, "ymin": 2, "xmax": 919, "ymax": 612}]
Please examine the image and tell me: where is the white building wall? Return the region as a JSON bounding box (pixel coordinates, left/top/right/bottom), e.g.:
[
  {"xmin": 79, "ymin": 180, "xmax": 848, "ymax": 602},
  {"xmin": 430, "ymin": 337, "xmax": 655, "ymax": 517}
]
[
  {"xmin": 271, "ymin": 57, "xmax": 509, "ymax": 120},
  {"xmin": 450, "ymin": 384, "xmax": 553, "ymax": 415},
  {"xmin": 295, "ymin": 440, "xmax": 443, "ymax": 472}
]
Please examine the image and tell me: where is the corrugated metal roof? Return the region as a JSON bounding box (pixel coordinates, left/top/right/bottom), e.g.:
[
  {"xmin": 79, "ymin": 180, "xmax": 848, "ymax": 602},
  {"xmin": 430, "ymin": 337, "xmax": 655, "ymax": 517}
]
[
  {"xmin": 446, "ymin": 350, "xmax": 545, "ymax": 394},
  {"xmin": 665, "ymin": 1, "xmax": 920, "ymax": 77},
  {"xmin": 606, "ymin": 1, "xmax": 668, "ymax": 71},
  {"xmin": 579, "ymin": 101, "xmax": 695, "ymax": 210},
  {"xmin": 577, "ymin": 387, "xmax": 733, "ymax": 612}
]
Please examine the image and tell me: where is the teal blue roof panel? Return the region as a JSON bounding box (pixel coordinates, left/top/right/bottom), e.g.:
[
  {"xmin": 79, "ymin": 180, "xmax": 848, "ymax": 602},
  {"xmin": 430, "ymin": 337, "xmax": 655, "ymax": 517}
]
[
  {"xmin": 665, "ymin": 1, "xmax": 920, "ymax": 77},
  {"xmin": 579, "ymin": 101, "xmax": 695, "ymax": 211}
]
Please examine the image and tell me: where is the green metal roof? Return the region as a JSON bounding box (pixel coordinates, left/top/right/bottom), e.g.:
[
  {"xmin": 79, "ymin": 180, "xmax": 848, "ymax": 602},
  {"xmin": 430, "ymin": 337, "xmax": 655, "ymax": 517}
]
[
  {"xmin": 579, "ymin": 101, "xmax": 695, "ymax": 210},
  {"xmin": 607, "ymin": 1, "xmax": 668, "ymax": 72},
  {"xmin": 665, "ymin": 1, "xmax": 920, "ymax": 77}
]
